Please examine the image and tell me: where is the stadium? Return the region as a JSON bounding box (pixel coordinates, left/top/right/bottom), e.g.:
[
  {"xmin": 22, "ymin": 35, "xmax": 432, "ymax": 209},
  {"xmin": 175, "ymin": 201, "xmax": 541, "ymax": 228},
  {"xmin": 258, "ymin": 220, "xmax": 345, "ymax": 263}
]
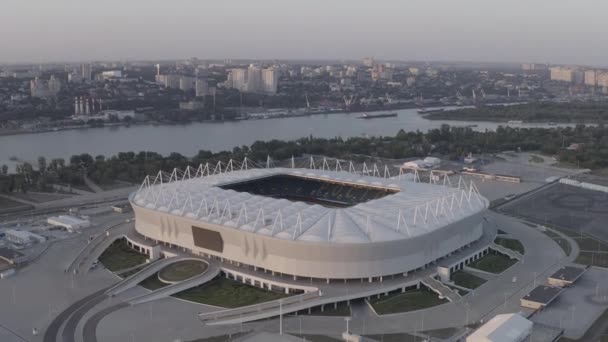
[{"xmin": 130, "ymin": 161, "xmax": 489, "ymax": 281}]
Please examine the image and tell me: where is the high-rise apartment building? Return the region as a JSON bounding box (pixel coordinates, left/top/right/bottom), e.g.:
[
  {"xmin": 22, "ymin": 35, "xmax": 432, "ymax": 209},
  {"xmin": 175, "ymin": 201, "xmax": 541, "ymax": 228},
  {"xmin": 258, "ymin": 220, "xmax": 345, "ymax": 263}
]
[
  {"xmin": 550, "ymin": 67, "xmax": 575, "ymax": 83},
  {"xmin": 81, "ymin": 63, "xmax": 92, "ymax": 81},
  {"xmin": 261, "ymin": 68, "xmax": 279, "ymax": 94},
  {"xmin": 179, "ymin": 76, "xmax": 195, "ymax": 91},
  {"xmin": 585, "ymin": 70, "xmax": 598, "ymax": 86},
  {"xmin": 195, "ymin": 78, "xmax": 209, "ymax": 97}
]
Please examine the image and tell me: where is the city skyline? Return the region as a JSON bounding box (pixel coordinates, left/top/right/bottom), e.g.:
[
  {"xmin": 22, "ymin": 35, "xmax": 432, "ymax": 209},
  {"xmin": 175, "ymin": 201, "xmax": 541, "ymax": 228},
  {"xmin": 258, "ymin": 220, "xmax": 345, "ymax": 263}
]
[{"xmin": 2, "ymin": 0, "xmax": 607, "ymax": 66}]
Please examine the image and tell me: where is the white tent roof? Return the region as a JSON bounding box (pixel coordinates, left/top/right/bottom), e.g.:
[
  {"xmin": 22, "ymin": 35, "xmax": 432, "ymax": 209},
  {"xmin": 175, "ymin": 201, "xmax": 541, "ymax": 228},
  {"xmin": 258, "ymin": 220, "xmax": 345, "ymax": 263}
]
[
  {"xmin": 467, "ymin": 313, "xmax": 533, "ymax": 342},
  {"xmin": 133, "ymin": 167, "xmax": 488, "ymax": 244}
]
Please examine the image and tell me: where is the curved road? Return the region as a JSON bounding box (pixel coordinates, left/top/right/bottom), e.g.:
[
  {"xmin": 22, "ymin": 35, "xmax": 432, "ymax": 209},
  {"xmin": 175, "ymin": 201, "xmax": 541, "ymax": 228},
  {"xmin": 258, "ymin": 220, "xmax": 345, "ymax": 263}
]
[
  {"xmin": 61, "ymin": 294, "xmax": 108, "ymax": 342},
  {"xmin": 43, "ymin": 288, "xmax": 108, "ymax": 342},
  {"xmin": 82, "ymin": 303, "xmax": 129, "ymax": 342}
]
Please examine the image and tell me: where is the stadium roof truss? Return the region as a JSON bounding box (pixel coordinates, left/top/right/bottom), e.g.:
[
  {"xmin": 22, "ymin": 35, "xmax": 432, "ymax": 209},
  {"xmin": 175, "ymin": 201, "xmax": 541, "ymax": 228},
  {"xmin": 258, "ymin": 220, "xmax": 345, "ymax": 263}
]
[{"xmin": 133, "ymin": 156, "xmax": 488, "ymax": 244}]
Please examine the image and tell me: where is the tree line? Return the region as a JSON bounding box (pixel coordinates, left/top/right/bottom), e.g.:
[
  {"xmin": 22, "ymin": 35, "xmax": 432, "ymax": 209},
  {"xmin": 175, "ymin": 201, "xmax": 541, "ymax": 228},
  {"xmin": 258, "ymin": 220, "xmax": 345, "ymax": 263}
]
[{"xmin": 1, "ymin": 124, "xmax": 607, "ymax": 193}]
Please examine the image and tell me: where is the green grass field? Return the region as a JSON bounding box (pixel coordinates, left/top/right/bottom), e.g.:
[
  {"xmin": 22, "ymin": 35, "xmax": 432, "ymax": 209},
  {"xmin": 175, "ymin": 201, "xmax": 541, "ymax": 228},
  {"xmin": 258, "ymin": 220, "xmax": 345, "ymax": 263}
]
[
  {"xmin": 369, "ymin": 288, "xmax": 448, "ymax": 315},
  {"xmin": 494, "ymin": 237, "xmax": 525, "ymax": 254},
  {"xmin": 451, "ymin": 271, "xmax": 487, "ymax": 289},
  {"xmin": 173, "ymin": 276, "xmax": 289, "ymax": 308},
  {"xmin": 158, "ymin": 260, "xmax": 207, "ymax": 282},
  {"xmin": 139, "ymin": 273, "xmax": 169, "ymax": 290},
  {"xmin": 98, "ymin": 238, "xmax": 148, "ymax": 272},
  {"xmin": 542, "ymin": 229, "xmax": 572, "ymax": 256},
  {"xmin": 468, "ymin": 253, "xmax": 517, "ymax": 274}
]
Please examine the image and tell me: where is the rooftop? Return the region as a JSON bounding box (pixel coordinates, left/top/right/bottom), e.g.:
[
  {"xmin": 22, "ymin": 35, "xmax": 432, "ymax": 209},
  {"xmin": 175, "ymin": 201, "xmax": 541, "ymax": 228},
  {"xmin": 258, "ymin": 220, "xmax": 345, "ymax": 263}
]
[
  {"xmin": 549, "ymin": 266, "xmax": 586, "ymax": 283},
  {"xmin": 522, "ymin": 285, "xmax": 562, "ymax": 306},
  {"xmin": 132, "ymin": 166, "xmax": 488, "ymax": 244},
  {"xmin": 467, "ymin": 313, "xmax": 532, "ymax": 342},
  {"xmin": 0, "ymin": 247, "xmax": 25, "ymax": 261}
]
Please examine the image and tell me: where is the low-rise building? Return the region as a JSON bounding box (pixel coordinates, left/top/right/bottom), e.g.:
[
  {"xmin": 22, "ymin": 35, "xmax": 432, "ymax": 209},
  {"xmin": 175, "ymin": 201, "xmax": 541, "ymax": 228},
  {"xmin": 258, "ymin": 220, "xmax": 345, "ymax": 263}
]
[
  {"xmin": 520, "ymin": 285, "xmax": 562, "ymax": 310},
  {"xmin": 548, "ymin": 266, "xmax": 586, "ymax": 288},
  {"xmin": 4, "ymin": 230, "xmax": 47, "ymax": 246},
  {"xmin": 47, "ymin": 215, "xmax": 91, "ymax": 232},
  {"xmin": 466, "ymin": 313, "xmax": 533, "ymax": 342}
]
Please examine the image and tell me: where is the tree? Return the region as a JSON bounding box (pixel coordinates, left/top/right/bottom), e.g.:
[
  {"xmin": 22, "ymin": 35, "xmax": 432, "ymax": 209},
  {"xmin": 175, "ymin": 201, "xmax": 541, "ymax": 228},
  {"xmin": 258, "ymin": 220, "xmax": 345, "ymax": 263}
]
[{"xmin": 1, "ymin": 164, "xmax": 7, "ymax": 175}]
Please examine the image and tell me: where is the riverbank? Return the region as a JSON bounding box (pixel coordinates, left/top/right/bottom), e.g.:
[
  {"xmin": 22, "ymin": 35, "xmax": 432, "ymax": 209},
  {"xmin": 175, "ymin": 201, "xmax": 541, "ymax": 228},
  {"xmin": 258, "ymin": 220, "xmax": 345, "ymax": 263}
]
[
  {"xmin": 0, "ymin": 108, "xmax": 589, "ymax": 170},
  {"xmin": 422, "ymin": 102, "xmax": 608, "ymax": 123}
]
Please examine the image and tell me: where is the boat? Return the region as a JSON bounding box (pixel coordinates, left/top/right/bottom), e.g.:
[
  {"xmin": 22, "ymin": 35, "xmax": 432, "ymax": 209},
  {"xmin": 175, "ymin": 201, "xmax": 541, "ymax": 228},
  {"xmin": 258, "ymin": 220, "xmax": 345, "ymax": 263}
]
[
  {"xmin": 357, "ymin": 112, "xmax": 398, "ymax": 119},
  {"xmin": 507, "ymin": 120, "xmax": 523, "ymax": 125},
  {"xmin": 465, "ymin": 124, "xmax": 478, "ymax": 128},
  {"xmin": 548, "ymin": 122, "xmax": 557, "ymax": 126},
  {"xmin": 417, "ymin": 108, "xmax": 445, "ymax": 114}
]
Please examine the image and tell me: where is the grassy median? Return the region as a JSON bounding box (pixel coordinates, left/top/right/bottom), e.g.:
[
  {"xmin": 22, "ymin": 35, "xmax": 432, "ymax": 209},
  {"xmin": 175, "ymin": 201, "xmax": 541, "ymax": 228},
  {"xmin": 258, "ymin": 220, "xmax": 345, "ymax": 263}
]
[
  {"xmin": 369, "ymin": 288, "xmax": 448, "ymax": 315},
  {"xmin": 98, "ymin": 238, "xmax": 148, "ymax": 272},
  {"xmin": 468, "ymin": 252, "xmax": 517, "ymax": 274},
  {"xmin": 173, "ymin": 276, "xmax": 289, "ymax": 308}
]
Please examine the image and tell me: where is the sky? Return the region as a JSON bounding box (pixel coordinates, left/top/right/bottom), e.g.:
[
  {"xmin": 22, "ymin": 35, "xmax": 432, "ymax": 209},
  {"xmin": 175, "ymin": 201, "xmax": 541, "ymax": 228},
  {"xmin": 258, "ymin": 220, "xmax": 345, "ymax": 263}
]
[{"xmin": 1, "ymin": 0, "xmax": 607, "ymax": 66}]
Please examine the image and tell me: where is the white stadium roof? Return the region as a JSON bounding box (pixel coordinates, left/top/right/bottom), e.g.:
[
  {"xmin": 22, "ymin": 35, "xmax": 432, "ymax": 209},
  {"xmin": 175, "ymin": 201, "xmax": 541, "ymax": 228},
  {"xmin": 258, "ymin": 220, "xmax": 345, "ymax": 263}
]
[{"xmin": 132, "ymin": 166, "xmax": 488, "ymax": 244}]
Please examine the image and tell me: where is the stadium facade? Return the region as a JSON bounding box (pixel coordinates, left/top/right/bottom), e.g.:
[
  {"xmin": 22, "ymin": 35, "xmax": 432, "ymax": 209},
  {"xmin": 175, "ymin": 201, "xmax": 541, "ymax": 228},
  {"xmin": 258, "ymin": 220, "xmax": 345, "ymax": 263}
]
[{"xmin": 130, "ymin": 164, "xmax": 489, "ymax": 281}]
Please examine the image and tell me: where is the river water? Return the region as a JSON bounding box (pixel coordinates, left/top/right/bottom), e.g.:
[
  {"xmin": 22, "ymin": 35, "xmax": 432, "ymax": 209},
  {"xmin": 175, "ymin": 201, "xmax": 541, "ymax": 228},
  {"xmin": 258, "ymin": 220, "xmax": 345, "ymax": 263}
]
[{"xmin": 0, "ymin": 108, "xmax": 574, "ymax": 168}]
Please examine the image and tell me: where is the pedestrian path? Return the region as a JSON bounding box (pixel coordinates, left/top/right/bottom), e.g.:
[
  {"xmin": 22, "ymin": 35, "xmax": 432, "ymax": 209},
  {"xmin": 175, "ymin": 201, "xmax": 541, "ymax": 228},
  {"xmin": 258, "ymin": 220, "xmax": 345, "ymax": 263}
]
[
  {"xmin": 127, "ymin": 262, "xmax": 220, "ymax": 305},
  {"xmin": 421, "ymin": 276, "xmax": 461, "ymax": 302}
]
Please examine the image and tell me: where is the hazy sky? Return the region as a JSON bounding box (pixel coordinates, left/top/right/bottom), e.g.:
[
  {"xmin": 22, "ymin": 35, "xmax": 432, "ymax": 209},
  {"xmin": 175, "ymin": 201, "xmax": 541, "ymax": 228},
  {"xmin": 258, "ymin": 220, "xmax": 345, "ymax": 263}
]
[{"xmin": 2, "ymin": 0, "xmax": 606, "ymax": 65}]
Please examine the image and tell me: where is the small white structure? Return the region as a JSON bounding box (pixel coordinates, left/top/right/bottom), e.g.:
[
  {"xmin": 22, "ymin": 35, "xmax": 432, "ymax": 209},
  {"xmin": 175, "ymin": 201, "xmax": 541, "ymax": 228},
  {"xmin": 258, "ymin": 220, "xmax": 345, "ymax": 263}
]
[
  {"xmin": 467, "ymin": 313, "xmax": 533, "ymax": 342},
  {"xmin": 47, "ymin": 215, "xmax": 91, "ymax": 232},
  {"xmin": 423, "ymin": 156, "xmax": 441, "ymax": 167},
  {"xmin": 4, "ymin": 230, "xmax": 47, "ymax": 245}
]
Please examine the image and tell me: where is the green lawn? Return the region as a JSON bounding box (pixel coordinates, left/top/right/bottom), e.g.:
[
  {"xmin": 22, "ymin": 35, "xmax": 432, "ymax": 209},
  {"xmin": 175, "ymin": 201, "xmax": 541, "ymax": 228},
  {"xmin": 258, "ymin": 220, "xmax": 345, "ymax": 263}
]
[
  {"xmin": 468, "ymin": 253, "xmax": 517, "ymax": 274},
  {"xmin": 117, "ymin": 265, "xmax": 145, "ymax": 279},
  {"xmin": 158, "ymin": 260, "xmax": 207, "ymax": 282},
  {"xmin": 369, "ymin": 288, "xmax": 448, "ymax": 315},
  {"xmin": 139, "ymin": 273, "xmax": 169, "ymax": 290},
  {"xmin": 529, "ymin": 155, "xmax": 544, "ymax": 163},
  {"xmin": 98, "ymin": 238, "xmax": 148, "ymax": 272},
  {"xmin": 451, "ymin": 271, "xmax": 487, "ymax": 289},
  {"xmin": 576, "ymin": 252, "xmax": 608, "ymax": 268},
  {"xmin": 173, "ymin": 276, "xmax": 290, "ymax": 308},
  {"xmin": 542, "ymin": 229, "xmax": 572, "ymax": 256},
  {"xmin": 494, "ymin": 237, "xmax": 525, "ymax": 254}
]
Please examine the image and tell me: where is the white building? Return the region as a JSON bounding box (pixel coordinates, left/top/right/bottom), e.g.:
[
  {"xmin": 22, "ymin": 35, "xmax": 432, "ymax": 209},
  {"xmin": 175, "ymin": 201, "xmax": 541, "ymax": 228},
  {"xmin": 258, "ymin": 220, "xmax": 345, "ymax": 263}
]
[
  {"xmin": 47, "ymin": 215, "xmax": 91, "ymax": 232},
  {"xmin": 261, "ymin": 68, "xmax": 279, "ymax": 94},
  {"xmin": 180, "ymin": 76, "xmax": 195, "ymax": 92},
  {"xmin": 30, "ymin": 76, "xmax": 62, "ymax": 99},
  {"xmin": 585, "ymin": 70, "xmax": 598, "ymax": 86},
  {"xmin": 466, "ymin": 313, "xmax": 533, "ymax": 342},
  {"xmin": 229, "ymin": 68, "xmax": 247, "ymax": 91},
  {"xmin": 4, "ymin": 230, "xmax": 47, "ymax": 245},
  {"xmin": 246, "ymin": 65, "xmax": 262, "ymax": 93},
  {"xmin": 550, "ymin": 66, "xmax": 584, "ymax": 83}
]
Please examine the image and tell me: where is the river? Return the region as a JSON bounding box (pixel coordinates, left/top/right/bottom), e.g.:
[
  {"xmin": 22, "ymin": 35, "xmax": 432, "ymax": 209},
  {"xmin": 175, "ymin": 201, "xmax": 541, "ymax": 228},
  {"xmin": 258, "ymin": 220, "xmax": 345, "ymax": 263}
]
[{"xmin": 0, "ymin": 108, "xmax": 576, "ymax": 169}]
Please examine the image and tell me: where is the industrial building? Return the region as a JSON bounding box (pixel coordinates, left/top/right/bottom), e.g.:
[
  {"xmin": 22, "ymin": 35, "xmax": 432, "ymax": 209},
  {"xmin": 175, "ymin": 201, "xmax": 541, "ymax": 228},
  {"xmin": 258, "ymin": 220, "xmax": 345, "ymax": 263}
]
[
  {"xmin": 47, "ymin": 215, "xmax": 91, "ymax": 232},
  {"xmin": 4, "ymin": 230, "xmax": 46, "ymax": 246},
  {"xmin": 130, "ymin": 165, "xmax": 489, "ymax": 282}
]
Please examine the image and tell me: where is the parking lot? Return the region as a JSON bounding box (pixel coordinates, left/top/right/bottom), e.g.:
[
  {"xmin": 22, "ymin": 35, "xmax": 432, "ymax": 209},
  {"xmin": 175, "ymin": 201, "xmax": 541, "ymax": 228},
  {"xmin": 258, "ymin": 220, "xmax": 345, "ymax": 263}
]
[{"xmin": 501, "ymin": 183, "xmax": 608, "ymax": 241}]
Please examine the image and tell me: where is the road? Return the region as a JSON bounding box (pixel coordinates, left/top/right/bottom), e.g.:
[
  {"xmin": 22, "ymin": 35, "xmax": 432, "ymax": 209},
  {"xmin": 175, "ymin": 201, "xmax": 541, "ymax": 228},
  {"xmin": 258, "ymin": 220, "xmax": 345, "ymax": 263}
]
[{"xmin": 42, "ymin": 288, "xmax": 108, "ymax": 342}]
